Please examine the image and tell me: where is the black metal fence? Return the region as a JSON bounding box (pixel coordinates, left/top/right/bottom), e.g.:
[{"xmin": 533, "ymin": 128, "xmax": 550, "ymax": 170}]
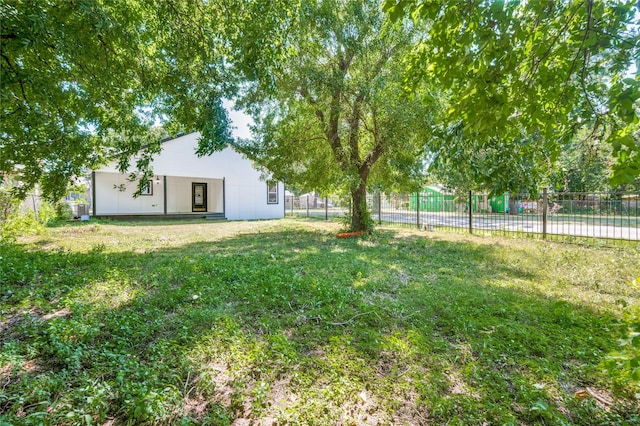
[{"xmin": 285, "ymin": 190, "xmax": 640, "ymax": 244}]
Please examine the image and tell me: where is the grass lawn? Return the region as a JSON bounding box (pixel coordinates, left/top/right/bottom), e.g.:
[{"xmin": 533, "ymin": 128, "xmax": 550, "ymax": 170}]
[{"xmin": 1, "ymin": 218, "xmax": 639, "ymax": 425}]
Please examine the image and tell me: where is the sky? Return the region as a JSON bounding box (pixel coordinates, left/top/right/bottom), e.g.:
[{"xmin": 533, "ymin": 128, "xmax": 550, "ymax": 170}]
[{"xmin": 223, "ymin": 99, "xmax": 254, "ymax": 140}]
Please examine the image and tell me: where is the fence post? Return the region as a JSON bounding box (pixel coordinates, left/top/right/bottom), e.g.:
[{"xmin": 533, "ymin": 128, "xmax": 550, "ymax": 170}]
[
  {"xmin": 416, "ymin": 192, "xmax": 420, "ymax": 229},
  {"xmin": 542, "ymin": 187, "xmax": 548, "ymax": 239},
  {"xmin": 469, "ymin": 190, "xmax": 473, "ymax": 234},
  {"xmin": 378, "ymin": 192, "xmax": 382, "ymax": 224},
  {"xmin": 325, "ymin": 196, "xmax": 328, "ymax": 221},
  {"xmin": 306, "ymin": 195, "xmax": 309, "ymax": 217},
  {"xmin": 31, "ymin": 194, "xmax": 39, "ymax": 222}
]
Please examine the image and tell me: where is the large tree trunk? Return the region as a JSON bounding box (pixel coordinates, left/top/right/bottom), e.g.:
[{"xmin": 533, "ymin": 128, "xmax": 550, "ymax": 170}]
[{"xmin": 350, "ymin": 182, "xmax": 369, "ymax": 232}]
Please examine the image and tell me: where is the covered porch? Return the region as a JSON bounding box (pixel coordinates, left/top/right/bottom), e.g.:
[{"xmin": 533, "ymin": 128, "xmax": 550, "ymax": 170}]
[{"xmin": 92, "ymin": 172, "xmax": 225, "ymax": 218}]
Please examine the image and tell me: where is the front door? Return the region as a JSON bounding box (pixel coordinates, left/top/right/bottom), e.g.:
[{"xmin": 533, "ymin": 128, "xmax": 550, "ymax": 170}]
[{"xmin": 192, "ymin": 182, "xmax": 207, "ymax": 212}]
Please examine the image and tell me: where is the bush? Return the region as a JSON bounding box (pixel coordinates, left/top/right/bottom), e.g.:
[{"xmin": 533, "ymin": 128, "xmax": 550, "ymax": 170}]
[
  {"xmin": 54, "ymin": 201, "xmax": 73, "ymax": 221},
  {"xmin": 38, "ymin": 201, "xmax": 58, "ymax": 225},
  {"xmin": 0, "ymin": 188, "xmax": 59, "ymax": 241},
  {"xmin": 0, "ymin": 210, "xmax": 43, "ymax": 242}
]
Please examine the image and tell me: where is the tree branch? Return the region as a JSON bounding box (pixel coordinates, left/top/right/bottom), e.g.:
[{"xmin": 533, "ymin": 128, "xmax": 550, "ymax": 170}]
[
  {"xmin": 299, "ymin": 81, "xmax": 348, "ymax": 169},
  {"xmin": 327, "ymin": 87, "xmax": 347, "ymax": 170},
  {"xmin": 2, "ymin": 53, "xmax": 30, "ymax": 105},
  {"xmin": 348, "ymin": 93, "xmax": 364, "ymax": 166},
  {"xmin": 524, "ymin": 1, "xmax": 585, "ymax": 88},
  {"xmin": 359, "ymin": 107, "xmax": 384, "ymax": 180},
  {"xmin": 588, "ymin": 28, "xmax": 640, "ymax": 49},
  {"xmin": 580, "ymin": 0, "xmax": 599, "ymax": 118},
  {"xmin": 338, "ymin": 47, "xmax": 355, "ymax": 73},
  {"xmin": 367, "ymin": 43, "xmax": 399, "ymax": 82}
]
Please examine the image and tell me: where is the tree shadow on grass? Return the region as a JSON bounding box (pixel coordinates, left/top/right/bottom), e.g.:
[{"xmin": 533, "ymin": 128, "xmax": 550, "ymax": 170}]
[
  {"xmin": 0, "ymin": 228, "xmax": 637, "ymax": 425},
  {"xmin": 45, "ymin": 218, "xmax": 214, "ymax": 228}
]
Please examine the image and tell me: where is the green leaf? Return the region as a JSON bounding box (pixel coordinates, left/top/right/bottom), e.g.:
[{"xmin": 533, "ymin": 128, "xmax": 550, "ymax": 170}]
[{"xmin": 531, "ymin": 399, "xmax": 549, "ymax": 411}]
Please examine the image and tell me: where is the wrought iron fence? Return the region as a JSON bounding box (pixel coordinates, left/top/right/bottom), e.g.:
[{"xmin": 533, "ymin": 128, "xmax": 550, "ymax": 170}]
[{"xmin": 285, "ymin": 190, "xmax": 640, "ymax": 244}]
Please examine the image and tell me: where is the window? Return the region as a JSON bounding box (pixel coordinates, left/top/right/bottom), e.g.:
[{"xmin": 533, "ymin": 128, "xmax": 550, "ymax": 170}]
[
  {"xmin": 141, "ymin": 180, "xmax": 153, "ymax": 196},
  {"xmin": 267, "ymin": 181, "xmax": 278, "ymax": 204}
]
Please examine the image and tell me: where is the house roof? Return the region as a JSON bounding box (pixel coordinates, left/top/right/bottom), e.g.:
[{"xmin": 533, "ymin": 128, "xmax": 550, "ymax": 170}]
[
  {"xmin": 426, "ymin": 184, "xmax": 447, "ymax": 193},
  {"xmin": 160, "ymin": 131, "xmax": 189, "ymax": 144}
]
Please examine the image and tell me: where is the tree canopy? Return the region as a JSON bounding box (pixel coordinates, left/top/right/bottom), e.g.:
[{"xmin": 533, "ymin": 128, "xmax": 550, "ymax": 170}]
[
  {"xmin": 383, "ymin": 0, "xmax": 639, "ymax": 192},
  {"xmin": 231, "ymin": 0, "xmax": 436, "ymax": 230},
  {"xmin": 1, "ymin": 0, "xmax": 230, "ymax": 200}
]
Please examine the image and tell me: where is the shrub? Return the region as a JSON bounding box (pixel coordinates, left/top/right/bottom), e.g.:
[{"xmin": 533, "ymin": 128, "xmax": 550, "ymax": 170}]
[
  {"xmin": 0, "ymin": 210, "xmax": 43, "ymax": 242},
  {"xmin": 54, "ymin": 201, "xmax": 73, "ymax": 221},
  {"xmin": 0, "ymin": 186, "xmax": 59, "ymax": 241},
  {"xmin": 38, "ymin": 201, "xmax": 58, "ymax": 225}
]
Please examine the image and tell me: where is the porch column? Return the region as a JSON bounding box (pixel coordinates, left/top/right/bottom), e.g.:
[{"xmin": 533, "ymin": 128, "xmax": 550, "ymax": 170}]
[
  {"xmin": 163, "ymin": 175, "xmax": 167, "ymax": 215},
  {"xmin": 91, "ymin": 171, "xmax": 96, "ymax": 216}
]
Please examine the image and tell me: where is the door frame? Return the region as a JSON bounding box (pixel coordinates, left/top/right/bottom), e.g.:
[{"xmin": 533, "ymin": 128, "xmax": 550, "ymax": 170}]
[{"xmin": 192, "ymin": 182, "xmax": 208, "ymax": 212}]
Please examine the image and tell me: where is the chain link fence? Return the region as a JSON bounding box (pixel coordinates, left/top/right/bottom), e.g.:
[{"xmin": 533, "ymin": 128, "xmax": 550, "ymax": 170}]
[{"xmin": 285, "ymin": 190, "xmax": 640, "ymax": 244}]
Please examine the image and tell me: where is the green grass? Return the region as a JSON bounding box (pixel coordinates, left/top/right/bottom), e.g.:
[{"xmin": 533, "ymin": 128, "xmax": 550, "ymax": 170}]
[{"xmin": 1, "ymin": 218, "xmax": 639, "ymax": 425}]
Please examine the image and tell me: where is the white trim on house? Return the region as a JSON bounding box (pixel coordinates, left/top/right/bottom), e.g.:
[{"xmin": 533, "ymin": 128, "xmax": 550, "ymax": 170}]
[{"xmin": 92, "ymin": 132, "xmax": 284, "ymax": 220}]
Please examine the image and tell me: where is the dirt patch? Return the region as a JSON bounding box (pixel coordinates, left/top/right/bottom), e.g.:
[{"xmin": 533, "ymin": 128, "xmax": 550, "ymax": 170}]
[
  {"xmin": 0, "ymin": 358, "xmax": 46, "ymax": 394},
  {"xmin": 446, "ymin": 368, "xmax": 479, "ymax": 399},
  {"xmin": 59, "ymin": 225, "xmax": 100, "ymax": 235},
  {"xmin": 182, "ymin": 396, "xmax": 210, "ymax": 419},
  {"xmin": 512, "ymin": 402, "xmax": 526, "ymax": 413},
  {"xmin": 448, "ymin": 341, "xmax": 475, "ymax": 365},
  {"xmin": 40, "ymin": 307, "xmax": 71, "ymax": 321},
  {"xmin": 0, "ymin": 363, "xmax": 14, "ymax": 391},
  {"xmin": 0, "ymin": 307, "xmax": 71, "ymax": 341},
  {"xmin": 340, "ymin": 390, "xmax": 383, "ymax": 425},
  {"xmin": 397, "ymin": 271, "xmax": 411, "ymax": 285},
  {"xmin": 363, "ymin": 291, "xmax": 397, "ymax": 305},
  {"xmin": 357, "ymin": 239, "xmax": 377, "ymax": 248},
  {"xmin": 206, "ymin": 361, "xmax": 235, "ymax": 408},
  {"xmin": 573, "ymin": 387, "xmax": 616, "ymax": 411},
  {"xmin": 391, "ymin": 390, "xmax": 430, "ymax": 426},
  {"xmin": 0, "ymin": 363, "xmax": 12, "ymax": 378},
  {"xmin": 0, "ymin": 314, "xmax": 25, "ymax": 338},
  {"xmin": 20, "ymin": 359, "xmax": 43, "ymax": 374},
  {"xmin": 304, "ymin": 347, "xmax": 327, "ymax": 358},
  {"xmin": 375, "ymin": 350, "xmax": 405, "ymax": 376},
  {"xmin": 267, "ymin": 376, "xmax": 292, "ymax": 410},
  {"xmin": 372, "ymin": 353, "xmax": 432, "ymax": 425}
]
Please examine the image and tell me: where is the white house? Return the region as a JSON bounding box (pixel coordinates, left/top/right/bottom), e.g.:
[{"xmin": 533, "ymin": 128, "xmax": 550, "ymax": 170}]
[{"xmin": 91, "ymin": 132, "xmax": 284, "ymax": 220}]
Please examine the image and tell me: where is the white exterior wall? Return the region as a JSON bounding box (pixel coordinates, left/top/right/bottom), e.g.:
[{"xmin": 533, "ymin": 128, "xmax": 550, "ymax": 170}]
[
  {"xmin": 93, "ymin": 132, "xmax": 284, "ymax": 220},
  {"xmin": 94, "ymin": 172, "xmax": 164, "ymax": 214}
]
